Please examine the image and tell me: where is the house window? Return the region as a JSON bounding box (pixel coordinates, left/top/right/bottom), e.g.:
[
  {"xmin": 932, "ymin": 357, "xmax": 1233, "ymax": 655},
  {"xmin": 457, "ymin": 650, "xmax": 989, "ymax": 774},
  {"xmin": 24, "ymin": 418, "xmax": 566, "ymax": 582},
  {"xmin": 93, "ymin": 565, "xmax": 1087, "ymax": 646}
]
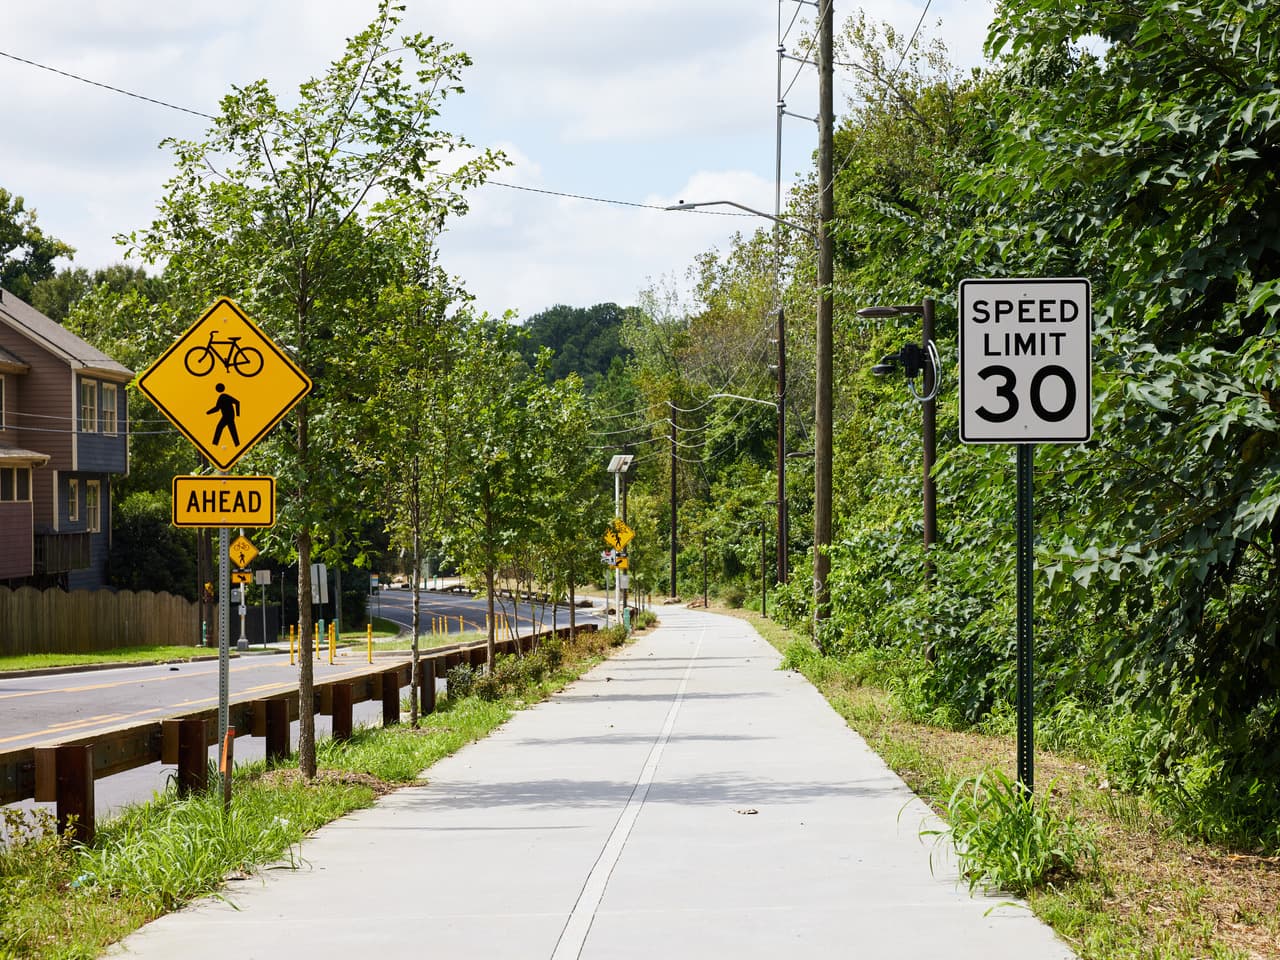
[
  {"xmin": 79, "ymin": 379, "xmax": 97, "ymax": 433},
  {"xmin": 102, "ymin": 383, "xmax": 118, "ymax": 435},
  {"xmin": 0, "ymin": 467, "xmax": 31, "ymax": 502},
  {"xmin": 68, "ymin": 478, "xmax": 79, "ymax": 523},
  {"xmin": 85, "ymin": 481, "xmax": 101, "ymax": 533}
]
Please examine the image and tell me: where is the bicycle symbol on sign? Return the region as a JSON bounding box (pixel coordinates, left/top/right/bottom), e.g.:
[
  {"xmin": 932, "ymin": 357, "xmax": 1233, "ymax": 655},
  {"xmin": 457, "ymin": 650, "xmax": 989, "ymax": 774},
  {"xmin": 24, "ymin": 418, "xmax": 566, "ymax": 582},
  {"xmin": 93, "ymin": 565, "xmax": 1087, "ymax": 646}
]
[{"xmin": 183, "ymin": 332, "xmax": 264, "ymax": 378}]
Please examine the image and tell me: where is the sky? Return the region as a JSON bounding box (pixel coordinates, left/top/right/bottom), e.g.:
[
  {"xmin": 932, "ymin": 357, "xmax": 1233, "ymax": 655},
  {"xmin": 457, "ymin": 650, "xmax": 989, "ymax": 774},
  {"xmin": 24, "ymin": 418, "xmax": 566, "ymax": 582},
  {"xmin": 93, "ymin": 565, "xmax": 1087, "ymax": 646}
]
[{"xmin": 2, "ymin": 0, "xmax": 995, "ymax": 322}]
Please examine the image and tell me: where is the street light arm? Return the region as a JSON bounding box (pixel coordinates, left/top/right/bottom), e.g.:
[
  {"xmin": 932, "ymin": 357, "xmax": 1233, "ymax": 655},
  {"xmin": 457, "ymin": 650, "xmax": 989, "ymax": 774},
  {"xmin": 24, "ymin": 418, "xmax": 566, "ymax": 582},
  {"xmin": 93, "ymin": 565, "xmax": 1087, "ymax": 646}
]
[{"xmin": 665, "ymin": 200, "xmax": 817, "ymax": 240}]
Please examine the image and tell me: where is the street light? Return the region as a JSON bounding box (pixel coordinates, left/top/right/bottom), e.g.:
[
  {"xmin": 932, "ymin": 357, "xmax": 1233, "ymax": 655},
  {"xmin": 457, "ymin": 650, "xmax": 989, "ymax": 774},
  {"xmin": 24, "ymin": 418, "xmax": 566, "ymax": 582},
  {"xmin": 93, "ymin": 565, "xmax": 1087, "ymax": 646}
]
[
  {"xmin": 606, "ymin": 454, "xmax": 634, "ymax": 628},
  {"xmin": 668, "ymin": 189, "xmax": 832, "ymax": 634},
  {"xmin": 859, "ymin": 299, "xmax": 938, "ymax": 587},
  {"xmin": 664, "ymin": 200, "xmax": 816, "ymax": 240}
]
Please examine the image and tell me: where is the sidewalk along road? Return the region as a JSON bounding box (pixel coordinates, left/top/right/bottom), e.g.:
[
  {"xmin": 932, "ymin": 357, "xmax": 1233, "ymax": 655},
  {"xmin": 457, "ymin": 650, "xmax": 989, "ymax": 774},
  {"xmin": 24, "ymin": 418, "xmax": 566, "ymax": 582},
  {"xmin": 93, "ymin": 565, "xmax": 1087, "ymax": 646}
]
[{"xmin": 110, "ymin": 605, "xmax": 1076, "ymax": 960}]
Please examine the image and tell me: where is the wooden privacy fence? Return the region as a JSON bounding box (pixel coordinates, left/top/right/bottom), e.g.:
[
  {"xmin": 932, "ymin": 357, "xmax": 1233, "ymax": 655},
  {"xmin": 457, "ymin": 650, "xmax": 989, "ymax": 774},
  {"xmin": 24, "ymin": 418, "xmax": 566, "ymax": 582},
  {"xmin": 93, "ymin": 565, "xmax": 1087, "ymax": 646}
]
[
  {"xmin": 0, "ymin": 623, "xmax": 598, "ymax": 843},
  {"xmin": 0, "ymin": 587, "xmax": 198, "ymax": 656}
]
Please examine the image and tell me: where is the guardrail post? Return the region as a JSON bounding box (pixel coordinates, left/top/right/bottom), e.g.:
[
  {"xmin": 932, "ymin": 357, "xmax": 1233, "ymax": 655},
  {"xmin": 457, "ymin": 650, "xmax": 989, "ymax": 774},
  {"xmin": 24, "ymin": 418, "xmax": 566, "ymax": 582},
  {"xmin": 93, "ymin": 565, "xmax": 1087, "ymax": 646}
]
[
  {"xmin": 265, "ymin": 699, "xmax": 290, "ymax": 763},
  {"xmin": 382, "ymin": 669, "xmax": 400, "ymax": 726},
  {"xmin": 55, "ymin": 744, "xmax": 95, "ymax": 844},
  {"xmin": 333, "ymin": 683, "xmax": 354, "ymax": 742},
  {"xmin": 177, "ymin": 718, "xmax": 209, "ymax": 797},
  {"xmin": 418, "ymin": 662, "xmax": 436, "ymax": 716}
]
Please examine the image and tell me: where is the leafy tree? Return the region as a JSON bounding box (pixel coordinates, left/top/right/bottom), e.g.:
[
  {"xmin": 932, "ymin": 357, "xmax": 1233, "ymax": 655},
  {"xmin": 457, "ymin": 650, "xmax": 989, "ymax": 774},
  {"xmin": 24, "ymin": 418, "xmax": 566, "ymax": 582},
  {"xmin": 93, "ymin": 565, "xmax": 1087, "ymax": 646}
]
[
  {"xmin": 982, "ymin": 0, "xmax": 1280, "ymax": 810},
  {"xmin": 518, "ymin": 302, "xmax": 633, "ymax": 388},
  {"xmin": 444, "ymin": 327, "xmax": 552, "ymax": 666},
  {"xmin": 126, "ymin": 2, "xmax": 503, "ymax": 777},
  {"xmin": 108, "ymin": 491, "xmax": 198, "ymax": 599},
  {"xmin": 31, "ymin": 264, "xmax": 161, "ymax": 323},
  {"xmin": 366, "ymin": 257, "xmax": 471, "ymax": 724},
  {"xmin": 0, "ymin": 188, "xmax": 73, "ymax": 301}
]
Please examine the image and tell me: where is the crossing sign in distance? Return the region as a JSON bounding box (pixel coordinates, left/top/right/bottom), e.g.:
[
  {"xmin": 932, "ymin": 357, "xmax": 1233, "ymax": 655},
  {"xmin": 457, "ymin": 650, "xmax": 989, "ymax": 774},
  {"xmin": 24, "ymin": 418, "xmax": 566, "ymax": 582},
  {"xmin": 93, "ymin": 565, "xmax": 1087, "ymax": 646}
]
[
  {"xmin": 959, "ymin": 278, "xmax": 1092, "ymax": 444},
  {"xmin": 229, "ymin": 535, "xmax": 259, "ymax": 569},
  {"xmin": 138, "ymin": 298, "xmax": 313, "ymax": 470},
  {"xmin": 603, "ymin": 518, "xmax": 634, "ymax": 551}
]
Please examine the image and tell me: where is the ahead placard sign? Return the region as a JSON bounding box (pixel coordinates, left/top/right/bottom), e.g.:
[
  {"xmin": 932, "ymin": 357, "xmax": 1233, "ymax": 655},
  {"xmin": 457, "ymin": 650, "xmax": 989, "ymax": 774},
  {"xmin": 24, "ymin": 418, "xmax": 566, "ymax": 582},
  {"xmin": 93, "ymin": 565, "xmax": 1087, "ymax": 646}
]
[{"xmin": 959, "ymin": 278, "xmax": 1092, "ymax": 444}]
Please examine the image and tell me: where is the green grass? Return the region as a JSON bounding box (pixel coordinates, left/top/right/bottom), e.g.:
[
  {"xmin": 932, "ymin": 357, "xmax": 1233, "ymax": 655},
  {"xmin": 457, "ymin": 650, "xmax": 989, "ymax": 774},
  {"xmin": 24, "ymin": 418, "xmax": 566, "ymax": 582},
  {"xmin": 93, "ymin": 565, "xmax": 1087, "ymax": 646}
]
[
  {"xmin": 0, "ymin": 623, "xmax": 635, "ymax": 959},
  {"xmin": 0, "ymin": 646, "xmax": 216, "ymax": 673}
]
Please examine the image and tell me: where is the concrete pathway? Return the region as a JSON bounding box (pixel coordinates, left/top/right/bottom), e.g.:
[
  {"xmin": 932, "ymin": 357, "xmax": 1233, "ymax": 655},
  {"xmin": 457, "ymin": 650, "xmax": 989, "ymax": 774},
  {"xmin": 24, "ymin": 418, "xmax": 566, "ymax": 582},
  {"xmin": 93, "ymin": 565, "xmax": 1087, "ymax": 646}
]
[{"xmin": 109, "ymin": 605, "xmax": 1076, "ymax": 960}]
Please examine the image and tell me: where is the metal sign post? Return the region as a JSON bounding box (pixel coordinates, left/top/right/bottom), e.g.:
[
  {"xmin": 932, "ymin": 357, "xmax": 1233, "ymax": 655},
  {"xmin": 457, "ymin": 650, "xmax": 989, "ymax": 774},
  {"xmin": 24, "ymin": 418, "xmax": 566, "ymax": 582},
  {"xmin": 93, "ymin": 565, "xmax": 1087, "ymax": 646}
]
[
  {"xmin": 1016, "ymin": 445, "xmax": 1035, "ymax": 792},
  {"xmin": 218, "ymin": 524, "xmax": 230, "ymax": 798},
  {"xmin": 959, "ymin": 278, "xmax": 1092, "ymax": 795},
  {"xmin": 137, "ymin": 296, "xmax": 313, "ymax": 810}
]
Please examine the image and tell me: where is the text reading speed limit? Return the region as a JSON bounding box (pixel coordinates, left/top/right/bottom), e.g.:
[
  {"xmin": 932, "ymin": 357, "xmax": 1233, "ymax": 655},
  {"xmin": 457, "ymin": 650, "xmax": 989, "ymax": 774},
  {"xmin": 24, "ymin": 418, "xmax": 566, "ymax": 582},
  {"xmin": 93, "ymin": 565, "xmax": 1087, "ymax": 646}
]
[{"xmin": 959, "ymin": 278, "xmax": 1092, "ymax": 444}]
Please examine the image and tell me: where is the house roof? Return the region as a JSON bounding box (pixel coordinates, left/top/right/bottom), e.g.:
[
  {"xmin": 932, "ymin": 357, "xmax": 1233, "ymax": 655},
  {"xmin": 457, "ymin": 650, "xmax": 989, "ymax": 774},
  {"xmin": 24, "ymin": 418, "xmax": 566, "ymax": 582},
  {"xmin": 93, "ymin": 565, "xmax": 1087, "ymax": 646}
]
[
  {"xmin": 0, "ymin": 287, "xmax": 133, "ymax": 382},
  {"xmin": 0, "ymin": 344, "xmax": 28, "ymax": 373},
  {"xmin": 0, "ymin": 443, "xmax": 50, "ymax": 467}
]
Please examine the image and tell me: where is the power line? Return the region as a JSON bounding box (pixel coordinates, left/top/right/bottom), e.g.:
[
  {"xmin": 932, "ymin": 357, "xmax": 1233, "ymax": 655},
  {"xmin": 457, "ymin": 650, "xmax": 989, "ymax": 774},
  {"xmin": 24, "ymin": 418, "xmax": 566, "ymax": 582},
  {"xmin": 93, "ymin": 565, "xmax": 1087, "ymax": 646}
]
[
  {"xmin": 487, "ymin": 181, "xmax": 757, "ymax": 217},
  {"xmin": 0, "ymin": 49, "xmax": 763, "ymax": 224},
  {"xmin": 0, "ymin": 49, "xmax": 215, "ymax": 120}
]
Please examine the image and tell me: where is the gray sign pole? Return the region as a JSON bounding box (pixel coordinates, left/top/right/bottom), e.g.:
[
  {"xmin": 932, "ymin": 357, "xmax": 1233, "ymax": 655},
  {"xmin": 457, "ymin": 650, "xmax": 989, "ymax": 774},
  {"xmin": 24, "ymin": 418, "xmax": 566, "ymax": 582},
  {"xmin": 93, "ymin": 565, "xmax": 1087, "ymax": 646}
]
[
  {"xmin": 218, "ymin": 524, "xmax": 230, "ymax": 796},
  {"xmin": 1016, "ymin": 445, "xmax": 1035, "ymax": 794}
]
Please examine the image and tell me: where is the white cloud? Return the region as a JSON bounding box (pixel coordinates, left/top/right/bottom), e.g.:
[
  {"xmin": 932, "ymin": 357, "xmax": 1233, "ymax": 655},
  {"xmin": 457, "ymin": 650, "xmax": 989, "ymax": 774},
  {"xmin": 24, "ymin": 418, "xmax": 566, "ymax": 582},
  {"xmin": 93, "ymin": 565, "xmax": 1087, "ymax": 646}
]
[
  {"xmin": 439, "ymin": 160, "xmax": 779, "ymax": 320},
  {"xmin": 2, "ymin": 0, "xmax": 994, "ymax": 311}
]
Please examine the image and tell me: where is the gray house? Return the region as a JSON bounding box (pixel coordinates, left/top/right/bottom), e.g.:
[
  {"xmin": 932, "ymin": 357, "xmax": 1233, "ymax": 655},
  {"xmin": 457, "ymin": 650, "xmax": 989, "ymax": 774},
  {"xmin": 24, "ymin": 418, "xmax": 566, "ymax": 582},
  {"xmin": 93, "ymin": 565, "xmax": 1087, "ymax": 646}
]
[{"xmin": 0, "ymin": 288, "xmax": 132, "ymax": 588}]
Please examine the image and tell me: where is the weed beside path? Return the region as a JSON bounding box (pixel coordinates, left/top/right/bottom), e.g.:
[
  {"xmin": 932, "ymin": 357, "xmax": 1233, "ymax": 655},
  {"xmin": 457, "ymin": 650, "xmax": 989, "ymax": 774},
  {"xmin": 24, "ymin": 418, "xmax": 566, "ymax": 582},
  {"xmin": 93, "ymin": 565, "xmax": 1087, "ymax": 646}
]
[{"xmin": 721, "ymin": 605, "xmax": 1280, "ymax": 960}]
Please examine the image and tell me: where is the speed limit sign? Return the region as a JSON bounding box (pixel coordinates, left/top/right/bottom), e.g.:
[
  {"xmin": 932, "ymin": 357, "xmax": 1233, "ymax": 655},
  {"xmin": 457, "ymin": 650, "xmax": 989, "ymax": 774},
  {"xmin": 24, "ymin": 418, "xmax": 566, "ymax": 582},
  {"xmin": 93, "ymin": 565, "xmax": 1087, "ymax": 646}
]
[{"xmin": 959, "ymin": 278, "xmax": 1092, "ymax": 443}]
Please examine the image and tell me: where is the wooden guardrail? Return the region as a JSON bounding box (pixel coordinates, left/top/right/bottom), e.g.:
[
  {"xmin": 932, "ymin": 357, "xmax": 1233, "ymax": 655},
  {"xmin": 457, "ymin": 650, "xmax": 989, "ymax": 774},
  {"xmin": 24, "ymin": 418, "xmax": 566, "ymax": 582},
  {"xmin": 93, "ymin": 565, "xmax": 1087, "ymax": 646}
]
[{"xmin": 0, "ymin": 624, "xmax": 596, "ymax": 843}]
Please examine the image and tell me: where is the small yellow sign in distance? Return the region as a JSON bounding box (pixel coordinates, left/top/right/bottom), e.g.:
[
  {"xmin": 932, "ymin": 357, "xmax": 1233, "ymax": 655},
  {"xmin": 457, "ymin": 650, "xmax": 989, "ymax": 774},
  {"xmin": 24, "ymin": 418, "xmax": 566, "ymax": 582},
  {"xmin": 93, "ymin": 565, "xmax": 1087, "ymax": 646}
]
[
  {"xmin": 138, "ymin": 298, "xmax": 313, "ymax": 471},
  {"xmin": 231, "ymin": 571, "xmax": 253, "ymax": 584},
  {"xmin": 603, "ymin": 518, "xmax": 635, "ymax": 551},
  {"xmin": 171, "ymin": 476, "xmax": 276, "ymax": 528},
  {"xmin": 229, "ymin": 534, "xmax": 259, "ymax": 569},
  {"xmin": 614, "ymin": 556, "xmax": 629, "ymax": 571}
]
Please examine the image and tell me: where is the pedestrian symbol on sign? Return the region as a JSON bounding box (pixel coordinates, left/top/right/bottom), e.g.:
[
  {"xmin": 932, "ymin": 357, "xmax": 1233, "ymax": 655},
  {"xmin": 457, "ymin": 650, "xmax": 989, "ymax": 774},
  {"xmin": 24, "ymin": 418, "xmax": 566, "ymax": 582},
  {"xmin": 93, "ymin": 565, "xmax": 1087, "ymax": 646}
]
[{"xmin": 208, "ymin": 383, "xmax": 241, "ymax": 448}]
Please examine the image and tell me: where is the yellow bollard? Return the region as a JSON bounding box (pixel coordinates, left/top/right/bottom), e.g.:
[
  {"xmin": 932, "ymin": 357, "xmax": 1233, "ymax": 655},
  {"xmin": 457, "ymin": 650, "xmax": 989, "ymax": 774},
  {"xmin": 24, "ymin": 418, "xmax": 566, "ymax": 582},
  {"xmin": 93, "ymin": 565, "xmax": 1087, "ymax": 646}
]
[
  {"xmin": 289, "ymin": 625, "xmax": 296, "ymax": 666},
  {"xmin": 458, "ymin": 615, "xmax": 464, "ymax": 633},
  {"xmin": 328, "ymin": 623, "xmax": 335, "ymax": 665},
  {"xmin": 486, "ymin": 613, "xmax": 490, "ymax": 634},
  {"xmin": 367, "ymin": 623, "xmax": 373, "ymax": 664},
  {"xmin": 315, "ymin": 623, "xmax": 321, "ymax": 660}
]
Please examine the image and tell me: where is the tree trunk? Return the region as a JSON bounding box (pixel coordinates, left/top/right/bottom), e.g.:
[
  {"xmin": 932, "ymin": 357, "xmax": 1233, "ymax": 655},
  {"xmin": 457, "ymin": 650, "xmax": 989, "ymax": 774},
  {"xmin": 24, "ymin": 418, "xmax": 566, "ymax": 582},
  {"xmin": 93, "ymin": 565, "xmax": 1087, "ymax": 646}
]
[
  {"xmin": 569, "ymin": 559, "xmax": 576, "ymax": 643},
  {"xmin": 485, "ymin": 564, "xmax": 496, "ymax": 669}
]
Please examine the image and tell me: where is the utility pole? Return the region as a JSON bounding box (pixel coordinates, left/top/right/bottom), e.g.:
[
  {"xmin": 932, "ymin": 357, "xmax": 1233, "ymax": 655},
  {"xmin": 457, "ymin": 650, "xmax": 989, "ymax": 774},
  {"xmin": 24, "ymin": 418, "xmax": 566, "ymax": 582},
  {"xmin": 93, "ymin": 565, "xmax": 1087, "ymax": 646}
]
[
  {"xmin": 814, "ymin": 0, "xmax": 835, "ymax": 636},
  {"xmin": 922, "ymin": 298, "xmax": 937, "ymax": 581},
  {"xmin": 776, "ymin": 307, "xmax": 788, "ymax": 586},
  {"xmin": 774, "ymin": 15, "xmax": 788, "ymax": 588},
  {"xmin": 669, "ymin": 407, "xmax": 678, "ymax": 598}
]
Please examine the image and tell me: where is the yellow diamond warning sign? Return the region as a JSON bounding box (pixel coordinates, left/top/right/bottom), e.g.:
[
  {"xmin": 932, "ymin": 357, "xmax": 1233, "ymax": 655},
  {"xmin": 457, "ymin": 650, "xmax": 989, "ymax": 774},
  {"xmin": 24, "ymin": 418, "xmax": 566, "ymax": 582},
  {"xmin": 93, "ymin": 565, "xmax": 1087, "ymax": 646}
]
[
  {"xmin": 138, "ymin": 298, "xmax": 312, "ymax": 470},
  {"xmin": 229, "ymin": 534, "xmax": 259, "ymax": 569}
]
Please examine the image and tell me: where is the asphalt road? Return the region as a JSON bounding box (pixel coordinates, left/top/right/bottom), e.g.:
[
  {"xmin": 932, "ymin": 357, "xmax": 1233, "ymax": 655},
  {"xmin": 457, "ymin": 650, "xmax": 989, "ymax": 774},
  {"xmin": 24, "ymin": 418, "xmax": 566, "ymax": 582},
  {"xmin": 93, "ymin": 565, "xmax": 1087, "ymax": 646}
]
[{"xmin": 370, "ymin": 586, "xmax": 599, "ymax": 638}]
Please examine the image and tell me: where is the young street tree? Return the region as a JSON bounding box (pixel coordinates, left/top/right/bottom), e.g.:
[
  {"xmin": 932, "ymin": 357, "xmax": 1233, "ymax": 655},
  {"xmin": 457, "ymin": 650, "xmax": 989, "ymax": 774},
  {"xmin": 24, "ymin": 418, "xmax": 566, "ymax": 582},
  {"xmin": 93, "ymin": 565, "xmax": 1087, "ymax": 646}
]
[
  {"xmin": 367, "ymin": 257, "xmax": 470, "ymax": 726},
  {"xmin": 128, "ymin": 1, "xmax": 503, "ymax": 777}
]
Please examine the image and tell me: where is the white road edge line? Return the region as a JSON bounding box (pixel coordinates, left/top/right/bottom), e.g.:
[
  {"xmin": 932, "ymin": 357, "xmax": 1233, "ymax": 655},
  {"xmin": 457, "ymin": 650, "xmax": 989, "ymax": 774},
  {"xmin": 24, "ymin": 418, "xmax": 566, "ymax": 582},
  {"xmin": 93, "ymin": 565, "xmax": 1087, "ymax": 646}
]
[{"xmin": 550, "ymin": 627, "xmax": 706, "ymax": 960}]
